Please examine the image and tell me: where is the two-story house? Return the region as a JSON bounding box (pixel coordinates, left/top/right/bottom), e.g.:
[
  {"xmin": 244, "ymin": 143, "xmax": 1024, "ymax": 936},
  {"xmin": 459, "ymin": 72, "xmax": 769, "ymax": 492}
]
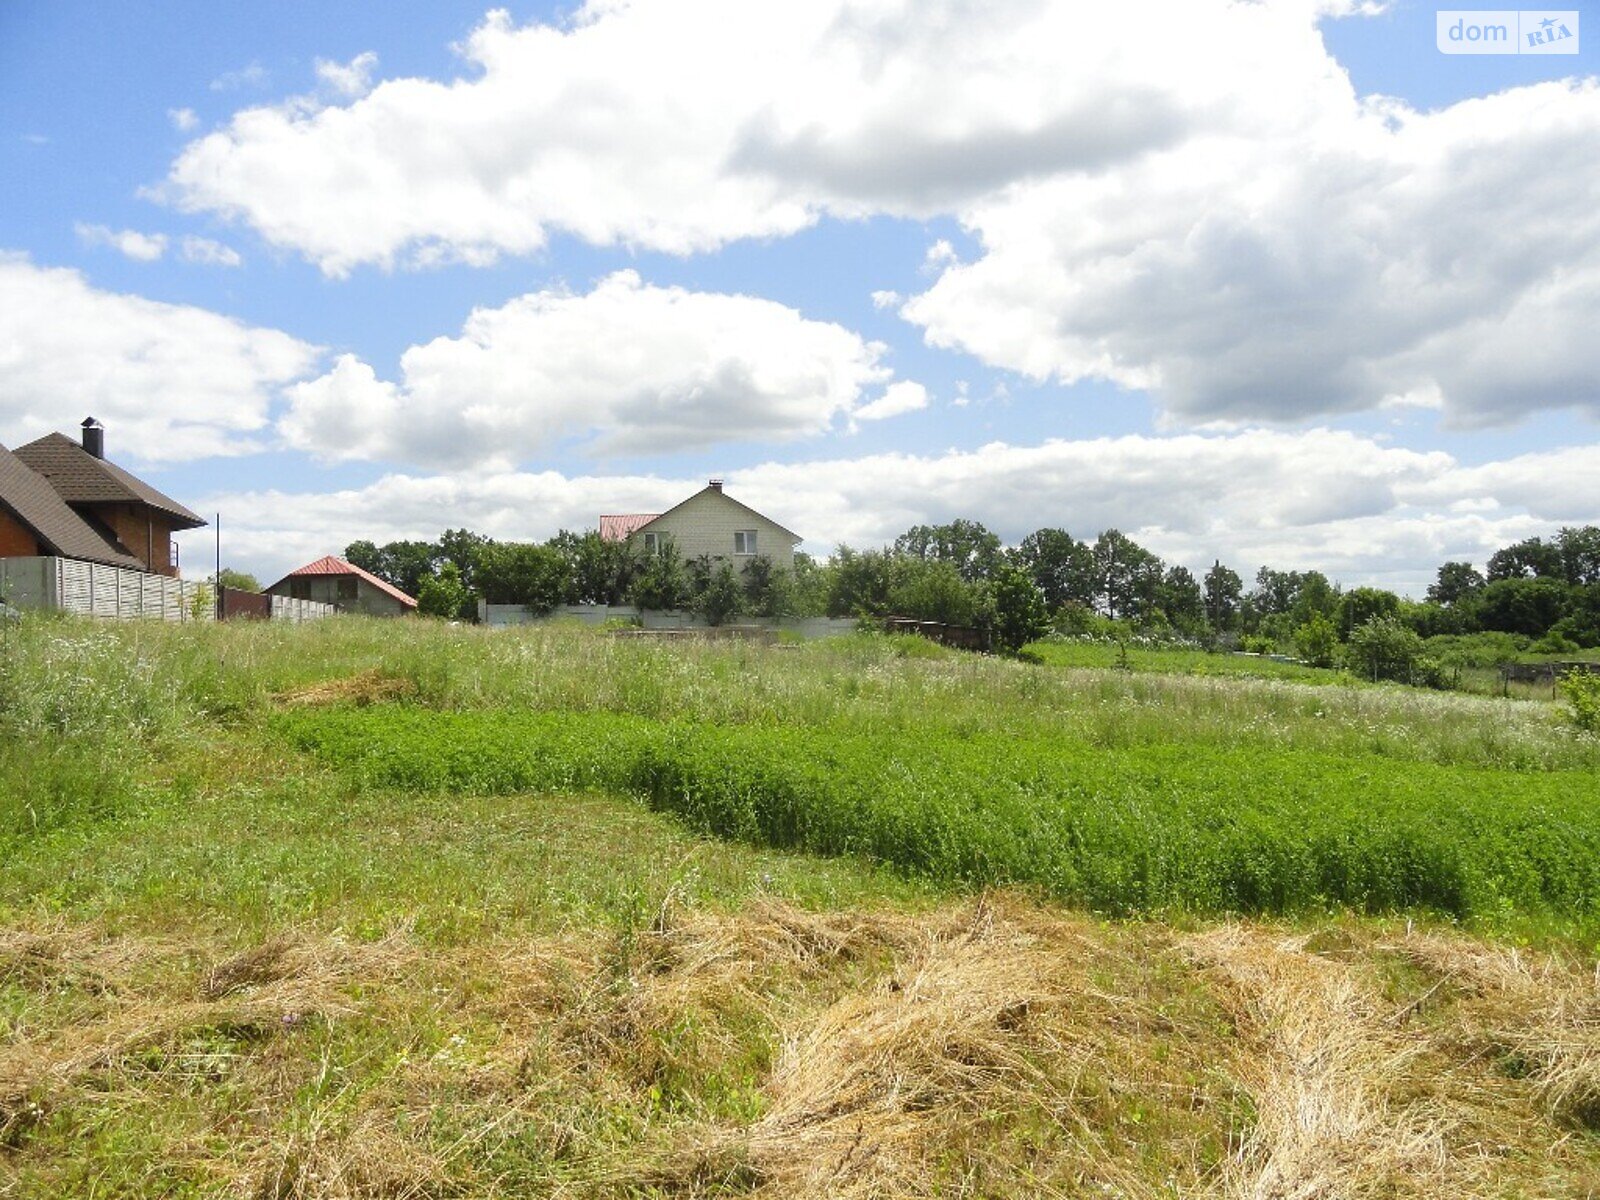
[
  {"xmin": 0, "ymin": 418, "xmax": 206, "ymax": 575},
  {"xmin": 600, "ymin": 480, "xmax": 802, "ymax": 570}
]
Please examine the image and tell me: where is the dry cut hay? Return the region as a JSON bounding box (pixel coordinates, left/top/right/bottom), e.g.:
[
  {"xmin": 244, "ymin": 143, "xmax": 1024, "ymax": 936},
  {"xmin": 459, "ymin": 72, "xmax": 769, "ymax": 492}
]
[
  {"xmin": 0, "ymin": 926, "xmax": 417, "ymax": 1157},
  {"xmin": 1185, "ymin": 926, "xmax": 1462, "ymax": 1199},
  {"xmin": 273, "ymin": 669, "xmax": 417, "ymax": 708},
  {"xmin": 1385, "ymin": 930, "xmax": 1600, "ymax": 1133},
  {"xmin": 619, "ymin": 896, "xmax": 1203, "ymax": 1200}
]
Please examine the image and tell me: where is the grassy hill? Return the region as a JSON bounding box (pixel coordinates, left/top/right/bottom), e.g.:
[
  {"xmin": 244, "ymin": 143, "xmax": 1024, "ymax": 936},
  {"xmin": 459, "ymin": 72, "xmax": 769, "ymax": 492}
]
[{"xmin": 1, "ymin": 617, "xmax": 1598, "ymax": 1196}]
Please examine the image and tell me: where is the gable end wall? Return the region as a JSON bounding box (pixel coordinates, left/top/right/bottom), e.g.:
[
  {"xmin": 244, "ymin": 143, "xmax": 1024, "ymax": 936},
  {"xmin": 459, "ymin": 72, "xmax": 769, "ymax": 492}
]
[{"xmin": 635, "ymin": 491, "xmax": 796, "ymax": 570}]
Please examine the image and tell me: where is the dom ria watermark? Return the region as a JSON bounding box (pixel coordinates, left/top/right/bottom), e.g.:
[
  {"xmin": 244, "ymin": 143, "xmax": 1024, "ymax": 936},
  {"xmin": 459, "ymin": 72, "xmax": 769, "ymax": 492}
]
[{"xmin": 1437, "ymin": 10, "xmax": 1578, "ymax": 53}]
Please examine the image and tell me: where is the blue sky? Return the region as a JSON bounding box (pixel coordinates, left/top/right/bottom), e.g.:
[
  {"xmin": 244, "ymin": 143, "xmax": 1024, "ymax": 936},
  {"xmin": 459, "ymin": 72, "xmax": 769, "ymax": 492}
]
[{"xmin": 1, "ymin": 0, "xmax": 1596, "ymax": 591}]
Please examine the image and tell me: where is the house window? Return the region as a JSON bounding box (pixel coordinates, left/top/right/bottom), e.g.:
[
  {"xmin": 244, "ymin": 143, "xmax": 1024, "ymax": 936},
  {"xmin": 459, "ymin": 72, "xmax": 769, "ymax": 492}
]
[
  {"xmin": 289, "ymin": 578, "xmax": 311, "ymax": 600},
  {"xmin": 642, "ymin": 532, "xmax": 660, "ymax": 553},
  {"xmin": 734, "ymin": 530, "xmax": 757, "ymax": 555},
  {"xmin": 337, "ymin": 577, "xmax": 358, "ymax": 602}
]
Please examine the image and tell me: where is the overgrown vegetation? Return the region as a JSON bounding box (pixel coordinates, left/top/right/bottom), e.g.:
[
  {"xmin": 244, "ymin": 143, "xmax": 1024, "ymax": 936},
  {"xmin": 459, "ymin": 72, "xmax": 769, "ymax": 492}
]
[{"xmin": 3, "ymin": 615, "xmax": 1599, "ymax": 1196}]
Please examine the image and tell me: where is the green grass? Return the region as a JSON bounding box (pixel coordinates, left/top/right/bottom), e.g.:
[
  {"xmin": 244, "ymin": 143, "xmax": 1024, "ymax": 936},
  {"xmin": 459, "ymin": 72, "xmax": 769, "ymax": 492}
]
[
  {"xmin": 271, "ymin": 704, "xmax": 1600, "ymax": 932},
  {"xmin": 1022, "ymin": 637, "xmax": 1343, "ymax": 683},
  {"xmin": 5, "ymin": 615, "xmax": 1600, "ymax": 1197}
]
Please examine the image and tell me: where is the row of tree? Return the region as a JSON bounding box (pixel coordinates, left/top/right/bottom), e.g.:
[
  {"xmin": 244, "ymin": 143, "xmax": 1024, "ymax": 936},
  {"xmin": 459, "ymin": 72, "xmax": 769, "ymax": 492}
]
[{"xmin": 340, "ymin": 522, "xmax": 1600, "ymax": 656}]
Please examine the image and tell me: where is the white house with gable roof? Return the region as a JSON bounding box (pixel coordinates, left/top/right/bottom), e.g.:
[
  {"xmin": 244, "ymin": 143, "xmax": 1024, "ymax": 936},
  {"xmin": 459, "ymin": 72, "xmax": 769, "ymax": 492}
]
[{"xmin": 600, "ymin": 480, "xmax": 801, "ymax": 570}]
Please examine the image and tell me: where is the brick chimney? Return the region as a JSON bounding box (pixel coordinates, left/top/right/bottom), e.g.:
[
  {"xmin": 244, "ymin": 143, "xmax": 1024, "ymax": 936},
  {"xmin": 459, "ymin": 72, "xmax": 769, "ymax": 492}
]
[
  {"xmin": 708, "ymin": 478, "xmax": 723, "ymax": 492},
  {"xmin": 81, "ymin": 417, "xmax": 104, "ymax": 459}
]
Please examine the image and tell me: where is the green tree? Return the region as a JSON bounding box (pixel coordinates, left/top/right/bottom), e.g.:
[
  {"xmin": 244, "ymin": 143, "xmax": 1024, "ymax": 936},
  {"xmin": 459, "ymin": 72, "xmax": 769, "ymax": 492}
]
[
  {"xmin": 631, "ymin": 537, "xmax": 690, "ymax": 610},
  {"xmin": 475, "ymin": 542, "xmax": 570, "ymax": 612},
  {"xmin": 1428, "ymin": 561, "xmax": 1485, "ymax": 607},
  {"xmin": 376, "ymin": 540, "xmax": 439, "ymax": 597},
  {"xmin": 827, "ymin": 546, "xmax": 895, "ymax": 617},
  {"xmin": 1203, "ymin": 561, "xmax": 1243, "ymax": 632},
  {"xmin": 213, "ymin": 567, "xmax": 261, "ymax": 592},
  {"xmin": 1487, "ymin": 537, "xmax": 1563, "ymax": 581},
  {"xmin": 894, "ymin": 519, "xmax": 1003, "ymax": 583},
  {"xmin": 547, "ymin": 529, "xmax": 637, "ymax": 606},
  {"xmin": 1558, "ymin": 669, "xmax": 1600, "ymax": 733},
  {"xmin": 697, "ymin": 562, "xmax": 744, "ymax": 626},
  {"xmin": 1338, "ymin": 587, "xmax": 1401, "ymax": 640},
  {"xmin": 1289, "ymin": 571, "xmax": 1340, "ymax": 627},
  {"xmin": 1294, "ymin": 613, "xmax": 1339, "ymax": 667},
  {"xmin": 1557, "ymin": 526, "xmax": 1600, "ymax": 586},
  {"xmin": 1011, "ymin": 528, "xmax": 1095, "ymax": 610},
  {"xmin": 990, "ymin": 564, "xmax": 1050, "ymax": 653},
  {"xmin": 344, "ymin": 539, "xmax": 382, "ymax": 577},
  {"xmin": 1472, "ymin": 576, "xmax": 1573, "ymax": 637},
  {"xmin": 1156, "ymin": 565, "xmax": 1206, "ymax": 634},
  {"xmin": 437, "ymin": 528, "xmax": 491, "ymax": 590},
  {"xmin": 1092, "ymin": 529, "xmax": 1162, "ymax": 621},
  {"xmin": 889, "ymin": 557, "xmax": 982, "ymax": 625},
  {"xmin": 1345, "ymin": 616, "xmax": 1424, "ymax": 683},
  {"xmin": 417, "ymin": 563, "xmax": 470, "ymax": 619},
  {"xmin": 1251, "ymin": 567, "xmax": 1303, "ymax": 618}
]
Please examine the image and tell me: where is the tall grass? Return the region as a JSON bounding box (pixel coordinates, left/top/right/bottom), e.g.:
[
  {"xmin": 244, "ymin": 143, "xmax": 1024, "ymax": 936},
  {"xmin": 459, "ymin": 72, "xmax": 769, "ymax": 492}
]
[{"xmin": 3, "ymin": 615, "xmax": 1596, "ymax": 931}]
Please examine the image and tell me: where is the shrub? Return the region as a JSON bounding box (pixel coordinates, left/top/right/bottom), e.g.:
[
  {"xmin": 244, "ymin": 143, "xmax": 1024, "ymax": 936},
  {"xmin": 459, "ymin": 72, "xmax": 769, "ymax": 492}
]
[
  {"xmin": 1294, "ymin": 613, "xmax": 1339, "ymax": 668},
  {"xmin": 418, "ymin": 563, "xmax": 471, "ymax": 619},
  {"xmin": 1560, "ymin": 670, "xmax": 1600, "ymax": 733},
  {"xmin": 1345, "ymin": 617, "xmax": 1425, "ymax": 683}
]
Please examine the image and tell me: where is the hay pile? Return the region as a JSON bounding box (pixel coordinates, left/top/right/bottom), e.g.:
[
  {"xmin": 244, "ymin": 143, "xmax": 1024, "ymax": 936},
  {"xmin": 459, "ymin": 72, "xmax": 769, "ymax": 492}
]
[{"xmin": 2, "ymin": 901, "xmax": 1598, "ymax": 1197}]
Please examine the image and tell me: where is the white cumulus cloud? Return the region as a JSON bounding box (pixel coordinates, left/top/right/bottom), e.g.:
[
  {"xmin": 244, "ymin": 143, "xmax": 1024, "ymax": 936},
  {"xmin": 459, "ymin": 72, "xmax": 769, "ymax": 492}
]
[
  {"xmin": 74, "ymin": 223, "xmax": 168, "ymax": 262},
  {"xmin": 278, "ymin": 270, "xmax": 911, "ymax": 467},
  {"xmin": 158, "ymin": 0, "xmax": 1600, "ymax": 429},
  {"xmin": 179, "ymin": 235, "xmax": 243, "ymax": 267},
  {"xmin": 315, "ymin": 52, "xmax": 378, "ymax": 98},
  {"xmin": 186, "ymin": 429, "xmax": 1600, "ymax": 593},
  {"xmin": 0, "ymin": 254, "xmax": 319, "ymax": 461}
]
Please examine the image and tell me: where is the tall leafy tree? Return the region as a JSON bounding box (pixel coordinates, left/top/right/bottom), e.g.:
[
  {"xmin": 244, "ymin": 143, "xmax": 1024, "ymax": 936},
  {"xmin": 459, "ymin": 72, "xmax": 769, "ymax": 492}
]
[
  {"xmin": 1092, "ymin": 529, "xmax": 1161, "ymax": 620},
  {"xmin": 1487, "ymin": 537, "xmax": 1563, "ymax": 581},
  {"xmin": 1012, "ymin": 528, "xmax": 1095, "ymax": 610},
  {"xmin": 1557, "ymin": 526, "xmax": 1600, "ymax": 586},
  {"xmin": 551, "ymin": 529, "xmax": 637, "ymax": 605},
  {"xmin": 476, "ymin": 543, "xmax": 570, "ymax": 612},
  {"xmin": 828, "ymin": 546, "xmax": 896, "ymax": 617},
  {"xmin": 1157, "ymin": 565, "xmax": 1205, "ymax": 633},
  {"xmin": 1427, "ymin": 560, "xmax": 1485, "ymax": 607},
  {"xmin": 437, "ymin": 528, "xmax": 491, "ymax": 589},
  {"xmin": 1338, "ymin": 587, "xmax": 1401, "ymax": 640},
  {"xmin": 990, "ymin": 564, "xmax": 1050, "ymax": 653},
  {"xmin": 1203, "ymin": 561, "xmax": 1243, "ymax": 632},
  {"xmin": 893, "ymin": 519, "xmax": 1003, "ymax": 582}
]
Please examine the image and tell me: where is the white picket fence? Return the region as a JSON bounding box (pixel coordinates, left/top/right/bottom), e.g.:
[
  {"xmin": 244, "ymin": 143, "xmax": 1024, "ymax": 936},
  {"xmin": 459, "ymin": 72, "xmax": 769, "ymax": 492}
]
[{"xmin": 0, "ymin": 556, "xmax": 331, "ymax": 623}]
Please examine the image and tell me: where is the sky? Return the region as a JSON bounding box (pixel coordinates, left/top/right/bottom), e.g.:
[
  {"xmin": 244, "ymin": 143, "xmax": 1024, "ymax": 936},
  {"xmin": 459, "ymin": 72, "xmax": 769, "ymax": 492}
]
[{"xmin": 1, "ymin": 0, "xmax": 1596, "ymax": 593}]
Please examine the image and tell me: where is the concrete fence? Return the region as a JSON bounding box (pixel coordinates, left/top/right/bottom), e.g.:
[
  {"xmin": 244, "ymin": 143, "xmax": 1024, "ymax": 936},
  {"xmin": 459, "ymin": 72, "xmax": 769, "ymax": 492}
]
[
  {"xmin": 0, "ymin": 556, "xmax": 212, "ymax": 622},
  {"xmin": 478, "ymin": 601, "xmax": 857, "ymax": 640},
  {"xmin": 0, "ymin": 557, "xmax": 333, "ymax": 624}
]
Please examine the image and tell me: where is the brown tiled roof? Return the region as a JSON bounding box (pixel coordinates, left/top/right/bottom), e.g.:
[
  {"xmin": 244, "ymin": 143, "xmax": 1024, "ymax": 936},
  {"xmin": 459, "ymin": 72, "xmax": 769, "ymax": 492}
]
[
  {"xmin": 12, "ymin": 433, "xmax": 206, "ymax": 529},
  {"xmin": 0, "ymin": 444, "xmax": 146, "ymax": 569},
  {"xmin": 599, "ymin": 514, "xmax": 661, "ymax": 542},
  {"xmin": 267, "ymin": 555, "xmax": 419, "ymax": 608}
]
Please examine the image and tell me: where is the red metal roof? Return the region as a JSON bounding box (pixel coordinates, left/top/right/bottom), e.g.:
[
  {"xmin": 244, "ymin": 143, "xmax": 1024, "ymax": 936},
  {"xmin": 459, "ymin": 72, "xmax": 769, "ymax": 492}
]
[
  {"xmin": 270, "ymin": 555, "xmax": 418, "ymax": 607},
  {"xmin": 599, "ymin": 513, "xmax": 660, "ymax": 542}
]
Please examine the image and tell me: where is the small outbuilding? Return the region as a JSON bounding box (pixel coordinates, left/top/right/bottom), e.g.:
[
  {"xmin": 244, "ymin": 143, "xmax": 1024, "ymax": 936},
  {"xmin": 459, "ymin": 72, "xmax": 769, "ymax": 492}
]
[{"xmin": 266, "ymin": 556, "xmax": 417, "ymax": 617}]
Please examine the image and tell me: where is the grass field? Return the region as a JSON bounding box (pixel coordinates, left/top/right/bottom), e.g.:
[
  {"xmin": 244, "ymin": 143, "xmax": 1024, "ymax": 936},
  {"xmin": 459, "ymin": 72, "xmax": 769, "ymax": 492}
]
[{"xmin": 2, "ymin": 615, "xmax": 1599, "ymax": 1196}]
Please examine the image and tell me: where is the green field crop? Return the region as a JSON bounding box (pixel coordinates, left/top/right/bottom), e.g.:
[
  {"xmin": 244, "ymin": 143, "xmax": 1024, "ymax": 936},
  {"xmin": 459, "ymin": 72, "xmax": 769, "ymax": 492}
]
[{"xmin": 273, "ymin": 705, "xmax": 1600, "ymax": 931}]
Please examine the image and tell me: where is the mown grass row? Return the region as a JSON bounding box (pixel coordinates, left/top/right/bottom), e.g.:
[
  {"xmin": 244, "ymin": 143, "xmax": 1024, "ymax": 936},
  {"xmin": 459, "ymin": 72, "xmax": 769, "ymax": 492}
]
[{"xmin": 274, "ymin": 706, "xmax": 1600, "ymax": 930}]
